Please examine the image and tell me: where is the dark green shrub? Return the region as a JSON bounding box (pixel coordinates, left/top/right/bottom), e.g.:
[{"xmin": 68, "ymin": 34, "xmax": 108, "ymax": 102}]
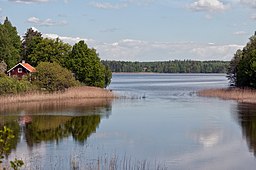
[
  {"xmin": 34, "ymin": 62, "xmax": 79, "ymax": 92},
  {"xmin": 0, "ymin": 76, "xmax": 34, "ymax": 95}
]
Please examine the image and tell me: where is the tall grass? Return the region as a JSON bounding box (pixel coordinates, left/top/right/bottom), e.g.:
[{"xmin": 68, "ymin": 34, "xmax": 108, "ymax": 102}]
[
  {"xmin": 17, "ymin": 153, "xmax": 167, "ymax": 170},
  {"xmin": 197, "ymin": 88, "xmax": 256, "ymax": 103},
  {"xmin": 0, "ymin": 86, "xmax": 116, "ymax": 104}
]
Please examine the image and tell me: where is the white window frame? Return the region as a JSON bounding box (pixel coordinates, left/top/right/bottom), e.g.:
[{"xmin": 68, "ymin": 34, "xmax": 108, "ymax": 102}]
[{"xmin": 18, "ymin": 68, "xmax": 22, "ymax": 73}]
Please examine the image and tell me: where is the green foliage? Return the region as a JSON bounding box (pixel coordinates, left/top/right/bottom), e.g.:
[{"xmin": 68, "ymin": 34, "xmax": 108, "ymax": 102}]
[
  {"xmin": 34, "ymin": 62, "xmax": 79, "ymax": 92},
  {"xmin": 0, "ymin": 126, "xmax": 14, "ymax": 163},
  {"xmin": 67, "ymin": 41, "xmax": 107, "ymax": 88},
  {"xmin": 102, "ymin": 60, "xmax": 229, "ymax": 73},
  {"xmin": 3, "ymin": 18, "xmax": 21, "ymax": 52},
  {"xmin": 25, "ymin": 115, "xmax": 101, "ymax": 145},
  {"xmin": 227, "ymin": 49, "xmax": 243, "ymax": 86},
  {"xmin": 104, "ymin": 66, "xmax": 112, "ymax": 88},
  {"xmin": 0, "ymin": 122, "xmax": 20, "ymax": 156},
  {"xmin": 25, "ymin": 38, "xmax": 71, "ymax": 67},
  {"xmin": 21, "ymin": 28, "xmax": 43, "ymax": 60},
  {"xmin": 228, "ymin": 32, "xmax": 256, "ymax": 88},
  {"xmin": 0, "ymin": 18, "xmax": 112, "ymax": 89},
  {"xmin": 0, "ymin": 17, "xmax": 21, "ymax": 69},
  {"xmin": 0, "ymin": 126, "xmax": 24, "ymax": 170},
  {"xmin": 0, "ymin": 76, "xmax": 34, "ymax": 95},
  {"xmin": 10, "ymin": 158, "xmax": 24, "ymax": 170}
]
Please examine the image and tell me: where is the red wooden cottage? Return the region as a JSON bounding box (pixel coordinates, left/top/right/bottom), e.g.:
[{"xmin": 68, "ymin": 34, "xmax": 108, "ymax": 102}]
[{"xmin": 7, "ymin": 60, "xmax": 36, "ymax": 79}]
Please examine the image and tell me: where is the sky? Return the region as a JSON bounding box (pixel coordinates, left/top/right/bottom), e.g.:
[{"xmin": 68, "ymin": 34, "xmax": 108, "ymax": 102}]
[{"xmin": 0, "ymin": 0, "xmax": 255, "ymax": 61}]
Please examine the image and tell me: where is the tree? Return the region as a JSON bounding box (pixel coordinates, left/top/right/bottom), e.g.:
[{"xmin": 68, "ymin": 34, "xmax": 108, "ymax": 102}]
[
  {"xmin": 102, "ymin": 60, "xmax": 229, "ymax": 73},
  {"xmin": 0, "ymin": 18, "xmax": 21, "ymax": 69},
  {"xmin": 227, "ymin": 49, "xmax": 243, "ymax": 86},
  {"xmin": 2, "ymin": 17, "xmax": 21, "ymax": 53},
  {"xmin": 25, "ymin": 38, "xmax": 71, "ymax": 67},
  {"xmin": 104, "ymin": 66, "xmax": 112, "ymax": 88},
  {"xmin": 34, "ymin": 62, "xmax": 79, "ymax": 91},
  {"xmin": 228, "ymin": 32, "xmax": 256, "ymax": 88},
  {"xmin": 21, "ymin": 28, "xmax": 43, "ymax": 60},
  {"xmin": 67, "ymin": 41, "xmax": 106, "ymax": 88}
]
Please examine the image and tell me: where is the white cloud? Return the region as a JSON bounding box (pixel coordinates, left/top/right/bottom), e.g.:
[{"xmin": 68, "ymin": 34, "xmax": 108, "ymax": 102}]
[
  {"xmin": 96, "ymin": 40, "xmax": 242, "ymax": 61},
  {"xmin": 90, "ymin": 0, "xmax": 155, "ymax": 9},
  {"xmin": 251, "ymin": 15, "xmax": 256, "ymax": 20},
  {"xmin": 40, "ymin": 30, "xmax": 242, "ymax": 61},
  {"xmin": 43, "ymin": 33, "xmax": 94, "ymax": 45},
  {"xmin": 9, "ymin": 0, "xmax": 48, "ymax": 4},
  {"xmin": 240, "ymin": 0, "xmax": 256, "ymax": 8},
  {"xmin": 100, "ymin": 28, "xmax": 119, "ymax": 33},
  {"xmin": 190, "ymin": 44, "xmax": 242, "ymax": 60},
  {"xmin": 233, "ymin": 31, "xmax": 247, "ymax": 35},
  {"xmin": 9, "ymin": 0, "xmax": 69, "ymax": 4},
  {"xmin": 189, "ymin": 0, "xmax": 229, "ymax": 12},
  {"xmin": 205, "ymin": 14, "xmax": 213, "ymax": 19},
  {"xmin": 126, "ymin": 0, "xmax": 155, "ymax": 6},
  {"xmin": 27, "ymin": 17, "xmax": 67, "ymax": 26},
  {"xmin": 90, "ymin": 2, "xmax": 128, "ymax": 9}
]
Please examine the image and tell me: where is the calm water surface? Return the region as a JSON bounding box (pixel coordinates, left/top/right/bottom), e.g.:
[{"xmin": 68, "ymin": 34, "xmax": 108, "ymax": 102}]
[{"xmin": 1, "ymin": 73, "xmax": 256, "ymax": 170}]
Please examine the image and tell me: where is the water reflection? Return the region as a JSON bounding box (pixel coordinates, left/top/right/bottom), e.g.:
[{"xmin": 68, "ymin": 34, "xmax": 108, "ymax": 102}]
[
  {"xmin": 0, "ymin": 99, "xmax": 112, "ymax": 151},
  {"xmin": 235, "ymin": 103, "xmax": 256, "ymax": 156},
  {"xmin": 24, "ymin": 115, "xmax": 101, "ymax": 146},
  {"xmin": 0, "ymin": 99, "xmax": 112, "ymax": 116}
]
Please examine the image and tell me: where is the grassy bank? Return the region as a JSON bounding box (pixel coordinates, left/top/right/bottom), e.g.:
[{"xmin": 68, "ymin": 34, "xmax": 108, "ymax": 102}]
[
  {"xmin": 198, "ymin": 88, "xmax": 256, "ymax": 104},
  {"xmin": 0, "ymin": 86, "xmax": 116, "ymax": 104}
]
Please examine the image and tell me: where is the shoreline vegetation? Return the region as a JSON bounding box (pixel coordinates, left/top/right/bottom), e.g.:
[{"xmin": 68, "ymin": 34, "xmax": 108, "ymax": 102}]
[
  {"xmin": 0, "ymin": 86, "xmax": 116, "ymax": 105},
  {"xmin": 198, "ymin": 88, "xmax": 256, "ymax": 104}
]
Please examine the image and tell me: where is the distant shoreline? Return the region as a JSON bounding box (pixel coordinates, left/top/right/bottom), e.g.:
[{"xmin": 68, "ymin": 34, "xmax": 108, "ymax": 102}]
[
  {"xmin": 197, "ymin": 88, "xmax": 256, "ymax": 104},
  {"xmin": 113, "ymin": 72, "xmax": 226, "ymax": 74},
  {"xmin": 0, "ymin": 86, "xmax": 116, "ymax": 105}
]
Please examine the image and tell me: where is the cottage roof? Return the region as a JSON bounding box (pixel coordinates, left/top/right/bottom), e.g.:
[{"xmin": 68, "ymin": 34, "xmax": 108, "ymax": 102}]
[
  {"xmin": 7, "ymin": 62, "xmax": 36, "ymax": 73},
  {"xmin": 21, "ymin": 63, "xmax": 36, "ymax": 72}
]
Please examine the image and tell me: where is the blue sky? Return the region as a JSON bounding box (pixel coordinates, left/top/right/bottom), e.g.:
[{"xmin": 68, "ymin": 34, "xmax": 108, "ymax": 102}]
[{"xmin": 0, "ymin": 0, "xmax": 255, "ymax": 61}]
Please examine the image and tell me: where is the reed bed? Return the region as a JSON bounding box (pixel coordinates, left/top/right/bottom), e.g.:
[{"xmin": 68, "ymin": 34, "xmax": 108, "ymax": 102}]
[
  {"xmin": 197, "ymin": 88, "xmax": 256, "ymax": 103},
  {"xmin": 0, "ymin": 86, "xmax": 116, "ymax": 105},
  {"xmin": 15, "ymin": 153, "xmax": 167, "ymax": 170}
]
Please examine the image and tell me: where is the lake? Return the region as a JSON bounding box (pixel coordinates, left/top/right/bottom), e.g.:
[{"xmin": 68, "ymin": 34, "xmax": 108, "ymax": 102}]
[{"xmin": 1, "ymin": 73, "xmax": 256, "ymax": 170}]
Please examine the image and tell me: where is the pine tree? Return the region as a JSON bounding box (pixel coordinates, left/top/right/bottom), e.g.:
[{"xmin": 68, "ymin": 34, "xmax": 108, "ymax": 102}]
[
  {"xmin": 0, "ymin": 17, "xmax": 21, "ymax": 69},
  {"xmin": 21, "ymin": 27, "xmax": 43, "ymax": 59}
]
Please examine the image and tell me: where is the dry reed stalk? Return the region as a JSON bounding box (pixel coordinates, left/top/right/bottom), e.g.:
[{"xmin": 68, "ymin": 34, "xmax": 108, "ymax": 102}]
[
  {"xmin": 0, "ymin": 98, "xmax": 113, "ymax": 115},
  {"xmin": 197, "ymin": 88, "xmax": 256, "ymax": 103},
  {"xmin": 0, "ymin": 86, "xmax": 116, "ymax": 105}
]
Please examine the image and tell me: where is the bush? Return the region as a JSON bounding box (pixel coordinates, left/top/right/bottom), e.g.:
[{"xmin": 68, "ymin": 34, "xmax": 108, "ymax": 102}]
[
  {"xmin": 0, "ymin": 77, "xmax": 17, "ymax": 94},
  {"xmin": 0, "ymin": 76, "xmax": 34, "ymax": 95},
  {"xmin": 34, "ymin": 62, "xmax": 79, "ymax": 92}
]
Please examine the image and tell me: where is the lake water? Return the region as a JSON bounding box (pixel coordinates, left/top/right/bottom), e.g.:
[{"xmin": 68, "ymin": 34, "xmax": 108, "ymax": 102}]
[{"xmin": 1, "ymin": 73, "xmax": 256, "ymax": 170}]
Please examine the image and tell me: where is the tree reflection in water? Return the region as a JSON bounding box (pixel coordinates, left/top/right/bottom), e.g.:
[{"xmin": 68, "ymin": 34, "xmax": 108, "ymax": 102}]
[
  {"xmin": 0, "ymin": 99, "xmax": 112, "ymax": 151},
  {"xmin": 235, "ymin": 103, "xmax": 256, "ymax": 156},
  {"xmin": 25, "ymin": 115, "xmax": 101, "ymax": 146}
]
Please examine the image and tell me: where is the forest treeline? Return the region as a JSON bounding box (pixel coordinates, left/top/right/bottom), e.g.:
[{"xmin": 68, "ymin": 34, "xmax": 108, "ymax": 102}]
[{"xmin": 102, "ymin": 60, "xmax": 229, "ymax": 73}]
